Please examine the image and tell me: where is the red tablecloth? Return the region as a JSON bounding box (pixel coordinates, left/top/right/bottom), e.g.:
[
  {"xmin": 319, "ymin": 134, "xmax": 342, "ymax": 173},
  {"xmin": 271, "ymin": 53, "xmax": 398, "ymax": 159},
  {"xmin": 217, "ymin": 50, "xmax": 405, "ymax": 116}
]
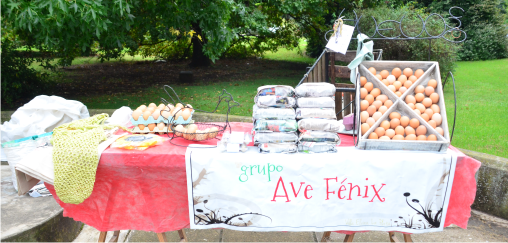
[{"xmin": 46, "ymin": 122, "xmax": 481, "ymax": 232}]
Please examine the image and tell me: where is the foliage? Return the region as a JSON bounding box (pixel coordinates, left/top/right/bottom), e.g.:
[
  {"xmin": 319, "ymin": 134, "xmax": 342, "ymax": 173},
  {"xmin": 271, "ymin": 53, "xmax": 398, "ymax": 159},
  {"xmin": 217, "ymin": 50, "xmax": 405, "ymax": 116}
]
[{"xmin": 459, "ymin": 23, "xmax": 508, "ymax": 60}]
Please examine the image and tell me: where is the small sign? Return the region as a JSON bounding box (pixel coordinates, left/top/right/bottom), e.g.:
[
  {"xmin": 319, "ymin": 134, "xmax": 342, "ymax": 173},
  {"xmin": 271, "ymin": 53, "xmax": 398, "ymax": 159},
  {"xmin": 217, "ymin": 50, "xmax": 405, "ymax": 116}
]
[{"xmin": 325, "ymin": 24, "xmax": 355, "ymax": 54}]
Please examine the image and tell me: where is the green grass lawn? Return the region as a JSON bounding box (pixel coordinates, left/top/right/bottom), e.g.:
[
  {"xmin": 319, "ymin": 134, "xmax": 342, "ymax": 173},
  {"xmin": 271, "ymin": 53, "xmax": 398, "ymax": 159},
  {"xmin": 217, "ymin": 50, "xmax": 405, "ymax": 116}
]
[{"xmin": 443, "ymin": 58, "xmax": 508, "ymax": 158}]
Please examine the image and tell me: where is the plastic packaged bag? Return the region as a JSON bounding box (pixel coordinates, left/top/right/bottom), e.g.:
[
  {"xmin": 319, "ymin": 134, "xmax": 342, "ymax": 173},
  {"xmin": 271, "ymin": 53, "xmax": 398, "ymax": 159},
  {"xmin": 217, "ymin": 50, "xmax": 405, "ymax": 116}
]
[
  {"xmin": 298, "ymin": 131, "xmax": 340, "ymax": 144},
  {"xmin": 254, "ymin": 132, "xmax": 298, "ymax": 144},
  {"xmin": 296, "ymin": 108, "xmax": 337, "ymax": 119},
  {"xmin": 111, "ymin": 134, "xmax": 165, "ymax": 150},
  {"xmin": 257, "ymin": 85, "xmax": 295, "ymax": 97},
  {"xmin": 298, "ymin": 119, "xmax": 342, "ymax": 132},
  {"xmin": 298, "ymin": 142, "xmax": 338, "ymax": 153},
  {"xmin": 258, "ymin": 143, "xmax": 298, "ymax": 154},
  {"xmin": 253, "ymin": 119, "xmax": 298, "ymax": 133},
  {"xmin": 295, "ymin": 82, "xmax": 336, "ymax": 97},
  {"xmin": 252, "ymin": 105, "xmax": 296, "ymax": 121},
  {"xmin": 297, "ymin": 97, "xmax": 335, "ymax": 108},
  {"xmin": 255, "ymin": 96, "xmax": 296, "ymax": 108}
]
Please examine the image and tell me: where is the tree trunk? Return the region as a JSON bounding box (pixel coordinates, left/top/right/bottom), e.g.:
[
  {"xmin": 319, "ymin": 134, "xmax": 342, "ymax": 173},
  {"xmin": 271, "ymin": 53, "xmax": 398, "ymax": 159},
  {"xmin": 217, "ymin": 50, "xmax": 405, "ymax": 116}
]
[{"xmin": 189, "ymin": 23, "xmax": 211, "ymax": 67}]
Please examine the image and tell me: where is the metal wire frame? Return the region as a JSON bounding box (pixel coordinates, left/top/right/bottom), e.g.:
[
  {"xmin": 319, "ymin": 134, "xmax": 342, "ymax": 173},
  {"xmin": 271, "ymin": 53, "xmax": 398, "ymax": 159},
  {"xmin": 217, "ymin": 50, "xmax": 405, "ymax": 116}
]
[{"xmin": 325, "ymin": 7, "xmax": 467, "ymax": 44}]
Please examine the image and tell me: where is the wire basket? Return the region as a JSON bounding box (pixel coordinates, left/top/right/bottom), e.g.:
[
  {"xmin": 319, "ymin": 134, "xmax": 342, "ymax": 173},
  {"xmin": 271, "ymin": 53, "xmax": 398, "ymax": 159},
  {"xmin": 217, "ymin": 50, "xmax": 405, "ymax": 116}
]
[{"xmin": 170, "ymin": 122, "xmax": 226, "ymax": 141}]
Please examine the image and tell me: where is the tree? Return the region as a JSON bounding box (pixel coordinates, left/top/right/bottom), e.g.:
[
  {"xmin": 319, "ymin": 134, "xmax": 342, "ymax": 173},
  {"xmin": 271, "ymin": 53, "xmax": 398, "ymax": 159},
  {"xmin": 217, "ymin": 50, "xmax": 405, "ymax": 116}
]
[{"xmin": 2, "ymin": 0, "xmax": 333, "ymax": 67}]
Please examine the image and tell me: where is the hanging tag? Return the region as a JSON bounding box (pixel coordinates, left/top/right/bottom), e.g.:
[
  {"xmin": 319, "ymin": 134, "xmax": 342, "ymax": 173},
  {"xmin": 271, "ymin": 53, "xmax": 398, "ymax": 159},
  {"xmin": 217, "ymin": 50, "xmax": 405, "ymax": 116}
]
[{"xmin": 325, "ymin": 24, "xmax": 355, "ymax": 55}]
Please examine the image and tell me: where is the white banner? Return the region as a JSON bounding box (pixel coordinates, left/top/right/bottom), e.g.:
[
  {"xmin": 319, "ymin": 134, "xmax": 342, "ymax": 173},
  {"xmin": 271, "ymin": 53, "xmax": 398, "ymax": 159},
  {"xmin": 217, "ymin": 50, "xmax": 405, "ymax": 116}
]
[{"xmin": 185, "ymin": 146, "xmax": 457, "ymax": 233}]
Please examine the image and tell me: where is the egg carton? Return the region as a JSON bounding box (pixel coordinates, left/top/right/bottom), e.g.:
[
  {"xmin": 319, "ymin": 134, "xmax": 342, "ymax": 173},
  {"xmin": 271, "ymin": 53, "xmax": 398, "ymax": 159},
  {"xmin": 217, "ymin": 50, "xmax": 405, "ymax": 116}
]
[
  {"xmin": 130, "ymin": 110, "xmax": 194, "ymax": 125},
  {"xmin": 355, "ymin": 61, "xmax": 449, "ymax": 152},
  {"xmin": 131, "ymin": 125, "xmax": 174, "ymax": 135}
]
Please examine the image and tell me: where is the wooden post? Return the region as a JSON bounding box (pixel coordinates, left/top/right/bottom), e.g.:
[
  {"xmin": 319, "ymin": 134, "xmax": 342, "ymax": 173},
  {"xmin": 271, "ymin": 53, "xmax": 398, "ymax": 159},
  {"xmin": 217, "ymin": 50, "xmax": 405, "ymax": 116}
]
[
  {"xmin": 343, "ymin": 91, "xmax": 351, "ymax": 117},
  {"xmin": 403, "ymin": 234, "xmax": 413, "ymax": 242},
  {"xmin": 98, "ymin": 232, "xmax": 108, "ymax": 243},
  {"xmin": 157, "ymin": 232, "xmax": 167, "ymax": 242},
  {"xmin": 178, "ymin": 229, "xmax": 188, "ymax": 242},
  {"xmin": 389, "ymin": 232, "xmax": 400, "ymax": 242},
  {"xmin": 329, "ymin": 53, "xmax": 336, "ymax": 83},
  {"xmin": 321, "ymin": 231, "xmax": 331, "ymax": 242},
  {"xmin": 109, "ymin": 231, "xmax": 120, "ymax": 243},
  {"xmin": 343, "ymin": 233, "xmax": 355, "ymax": 242},
  {"xmin": 325, "ymin": 53, "xmax": 330, "ymax": 83}
]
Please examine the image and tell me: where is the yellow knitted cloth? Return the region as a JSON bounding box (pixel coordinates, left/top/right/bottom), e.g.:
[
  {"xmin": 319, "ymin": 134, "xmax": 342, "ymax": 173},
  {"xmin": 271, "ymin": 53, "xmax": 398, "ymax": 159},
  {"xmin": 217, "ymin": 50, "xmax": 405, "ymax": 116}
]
[{"xmin": 52, "ymin": 114, "xmax": 122, "ymax": 204}]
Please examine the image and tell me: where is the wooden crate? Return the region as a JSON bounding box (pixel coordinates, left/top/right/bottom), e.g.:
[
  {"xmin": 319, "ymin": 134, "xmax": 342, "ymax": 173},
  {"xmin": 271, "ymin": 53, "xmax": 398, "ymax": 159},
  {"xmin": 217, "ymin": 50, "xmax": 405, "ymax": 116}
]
[{"xmin": 355, "ymin": 61, "xmax": 450, "ymax": 152}]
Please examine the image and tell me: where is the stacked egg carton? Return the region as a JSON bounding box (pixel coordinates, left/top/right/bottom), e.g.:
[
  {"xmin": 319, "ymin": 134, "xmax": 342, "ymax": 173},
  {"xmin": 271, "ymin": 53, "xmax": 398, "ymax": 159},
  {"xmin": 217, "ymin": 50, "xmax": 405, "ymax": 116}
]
[
  {"xmin": 131, "ymin": 103, "xmax": 194, "ymax": 134},
  {"xmin": 295, "ymin": 82, "xmax": 341, "ymax": 153},
  {"xmin": 252, "ymin": 85, "xmax": 299, "ymax": 153},
  {"xmin": 355, "ymin": 61, "xmax": 450, "ymax": 152}
]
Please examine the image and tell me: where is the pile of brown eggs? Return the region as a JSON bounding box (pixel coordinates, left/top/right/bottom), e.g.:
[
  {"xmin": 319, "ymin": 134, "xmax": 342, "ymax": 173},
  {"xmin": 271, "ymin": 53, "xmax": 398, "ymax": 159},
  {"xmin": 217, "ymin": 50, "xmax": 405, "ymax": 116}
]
[
  {"xmin": 173, "ymin": 124, "xmax": 219, "ymax": 141},
  {"xmin": 367, "ymin": 67, "xmax": 424, "ymax": 97},
  {"xmin": 403, "ymin": 81, "xmax": 444, "ymax": 137},
  {"xmin": 132, "ymin": 102, "xmax": 193, "ymax": 133},
  {"xmin": 363, "ymin": 111, "xmax": 437, "ymax": 141},
  {"xmin": 359, "ymin": 78, "xmax": 393, "ymax": 134}
]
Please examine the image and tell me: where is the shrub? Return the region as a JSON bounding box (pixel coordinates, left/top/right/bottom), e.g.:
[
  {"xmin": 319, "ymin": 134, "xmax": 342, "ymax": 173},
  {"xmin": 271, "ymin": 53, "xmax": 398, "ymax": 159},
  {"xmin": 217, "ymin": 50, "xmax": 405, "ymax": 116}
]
[{"xmin": 458, "ymin": 23, "xmax": 508, "ymax": 60}]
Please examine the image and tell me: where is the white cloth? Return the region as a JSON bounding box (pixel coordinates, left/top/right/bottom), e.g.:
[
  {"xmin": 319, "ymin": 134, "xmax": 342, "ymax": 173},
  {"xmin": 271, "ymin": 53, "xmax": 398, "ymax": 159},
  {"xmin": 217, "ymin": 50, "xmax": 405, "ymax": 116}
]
[{"xmin": 106, "ymin": 106, "xmax": 133, "ymax": 127}]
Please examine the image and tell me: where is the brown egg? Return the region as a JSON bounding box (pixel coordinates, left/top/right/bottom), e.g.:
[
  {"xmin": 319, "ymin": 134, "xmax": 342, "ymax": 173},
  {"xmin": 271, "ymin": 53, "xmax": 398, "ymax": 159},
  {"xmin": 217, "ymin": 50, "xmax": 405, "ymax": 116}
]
[
  {"xmin": 157, "ymin": 122, "xmax": 166, "ymax": 133},
  {"xmin": 138, "ymin": 105, "xmax": 147, "ymax": 112},
  {"xmin": 392, "ymin": 68, "xmax": 402, "ymax": 78},
  {"xmin": 422, "ymin": 98, "xmax": 432, "ymax": 108},
  {"xmin": 146, "ymin": 107, "xmax": 155, "ymax": 113},
  {"xmin": 415, "ymin": 103, "xmax": 426, "ymax": 113},
  {"xmin": 367, "ymin": 105, "xmax": 377, "ymax": 116},
  {"xmin": 378, "ymin": 106, "xmax": 388, "ymax": 114},
  {"xmin": 415, "ymin": 93, "xmax": 425, "ymax": 103},
  {"xmin": 409, "ymin": 75, "xmax": 418, "ymax": 82},
  {"xmin": 435, "ymin": 127, "xmax": 444, "ymax": 136},
  {"xmin": 161, "ymin": 109, "xmax": 171, "ymax": 119},
  {"xmin": 395, "ymin": 91, "xmax": 402, "ymax": 97},
  {"xmin": 428, "ymin": 120, "xmax": 437, "ymax": 128},
  {"xmin": 387, "ymin": 75, "xmax": 396, "ymax": 84},
  {"xmin": 370, "ymin": 88, "xmax": 381, "ymax": 97},
  {"xmin": 365, "ymin": 82, "xmax": 374, "ymax": 92},
  {"xmin": 389, "ymin": 112, "xmax": 401, "ymax": 120},
  {"xmin": 375, "ymin": 127, "xmax": 386, "ymax": 137},
  {"xmin": 413, "ymin": 109, "xmax": 421, "ymax": 116},
  {"xmin": 360, "ymin": 88, "xmax": 368, "ymax": 99},
  {"xmin": 398, "ymin": 75, "xmax": 407, "ymax": 82},
  {"xmin": 132, "ymin": 109, "xmax": 143, "ymax": 121},
  {"xmin": 175, "ymin": 103, "xmax": 184, "ymax": 109},
  {"xmin": 410, "ymin": 118, "xmax": 420, "ymax": 129},
  {"xmin": 415, "ymin": 69, "xmax": 424, "ymax": 78},
  {"xmin": 395, "ymin": 126, "xmax": 405, "ymax": 136},
  {"xmin": 380, "ymin": 70, "xmax": 389, "ymax": 79},
  {"xmin": 432, "ymin": 113, "xmax": 442, "ymax": 126},
  {"xmin": 376, "ymin": 95, "xmax": 388, "ymax": 103},
  {"xmin": 393, "ymin": 134, "xmax": 405, "ymax": 140},
  {"xmin": 181, "ymin": 109, "xmax": 192, "ymax": 121},
  {"xmin": 366, "ymin": 118, "xmax": 376, "ymax": 127},
  {"xmin": 369, "ymin": 132, "xmax": 379, "ymax": 139},
  {"xmin": 425, "ymin": 86, "xmax": 435, "ymax": 96},
  {"xmin": 417, "ymin": 135, "xmax": 427, "ymax": 141},
  {"xmin": 158, "ymin": 104, "xmax": 166, "ymax": 110},
  {"xmin": 360, "ymin": 111, "xmax": 370, "ymax": 123},
  {"xmin": 361, "ymin": 100, "xmax": 369, "ymax": 111},
  {"xmin": 408, "ymin": 103, "xmax": 415, "ymax": 109},
  {"xmin": 416, "ymin": 125, "xmax": 427, "ymax": 136},
  {"xmin": 380, "ymin": 136, "xmax": 391, "ymax": 140},
  {"xmin": 375, "ymin": 74, "xmax": 383, "ymax": 81},
  {"xmin": 390, "ymin": 118, "xmax": 401, "ymax": 129},
  {"xmin": 152, "ymin": 109, "xmax": 161, "ymax": 120},
  {"xmin": 148, "ymin": 103, "xmax": 157, "ymax": 108},
  {"xmin": 365, "ymin": 95, "xmax": 375, "ymax": 105},
  {"xmin": 138, "ymin": 124, "xmax": 146, "ymax": 130},
  {"xmin": 415, "ymin": 85, "xmax": 425, "ymax": 94},
  {"xmin": 403, "ymin": 68, "xmax": 413, "ymax": 77},
  {"xmin": 393, "ymin": 81, "xmax": 402, "ymax": 90},
  {"xmin": 373, "ymin": 112, "xmax": 383, "ymax": 121},
  {"xmin": 360, "ymin": 76, "xmax": 368, "ymax": 87},
  {"xmin": 428, "ymin": 79, "xmax": 438, "ymax": 89},
  {"xmin": 384, "ymin": 100, "xmax": 393, "ymax": 108},
  {"xmin": 143, "ymin": 110, "xmax": 152, "ymax": 120},
  {"xmin": 431, "ymin": 104, "xmax": 440, "ymax": 114},
  {"xmin": 405, "ymin": 95, "xmax": 416, "ymax": 104},
  {"xmin": 368, "ymin": 67, "xmax": 376, "ymax": 76},
  {"xmin": 148, "ymin": 123, "xmax": 156, "ymax": 131},
  {"xmin": 430, "ymin": 93, "xmax": 439, "ymax": 104},
  {"xmin": 372, "ymin": 100, "xmax": 383, "ymax": 110},
  {"xmin": 361, "ymin": 123, "xmax": 370, "ymax": 135},
  {"xmin": 421, "ymin": 113, "xmax": 430, "ymax": 122},
  {"xmin": 405, "ymin": 126, "xmax": 415, "ymax": 135},
  {"xmin": 399, "ymin": 87, "xmax": 407, "ymax": 94},
  {"xmin": 400, "ymin": 116, "xmax": 410, "ymax": 127},
  {"xmin": 380, "ymin": 120, "xmax": 390, "ymax": 130},
  {"xmin": 404, "ymin": 81, "xmax": 413, "ymax": 89},
  {"xmin": 424, "ymin": 108, "xmax": 434, "ymax": 118},
  {"xmin": 385, "ymin": 129, "xmax": 396, "ymax": 138},
  {"xmin": 382, "ymin": 79, "xmax": 390, "ymax": 86},
  {"xmin": 388, "ymin": 85, "xmax": 396, "ymax": 93},
  {"xmin": 405, "ymin": 134, "xmax": 417, "ymax": 140},
  {"xmin": 427, "ymin": 134, "xmax": 437, "ymax": 141}
]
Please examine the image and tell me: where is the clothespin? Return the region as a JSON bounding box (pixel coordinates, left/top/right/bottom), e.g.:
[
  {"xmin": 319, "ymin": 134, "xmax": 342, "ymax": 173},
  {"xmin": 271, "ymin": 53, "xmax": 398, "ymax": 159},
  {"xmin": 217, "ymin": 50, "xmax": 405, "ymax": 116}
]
[{"xmin": 332, "ymin": 17, "xmax": 344, "ymax": 43}]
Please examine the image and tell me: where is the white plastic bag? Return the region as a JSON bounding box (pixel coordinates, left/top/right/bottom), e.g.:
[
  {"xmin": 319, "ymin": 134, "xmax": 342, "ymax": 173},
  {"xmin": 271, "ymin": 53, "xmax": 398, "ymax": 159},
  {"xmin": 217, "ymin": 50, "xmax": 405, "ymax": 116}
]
[
  {"xmin": 297, "ymin": 97, "xmax": 335, "ymax": 108},
  {"xmin": 298, "ymin": 119, "xmax": 342, "ymax": 132},
  {"xmin": 106, "ymin": 106, "xmax": 133, "ymax": 127},
  {"xmin": 295, "ymin": 82, "xmax": 336, "ymax": 97},
  {"xmin": 296, "ymin": 108, "xmax": 337, "ymax": 119}
]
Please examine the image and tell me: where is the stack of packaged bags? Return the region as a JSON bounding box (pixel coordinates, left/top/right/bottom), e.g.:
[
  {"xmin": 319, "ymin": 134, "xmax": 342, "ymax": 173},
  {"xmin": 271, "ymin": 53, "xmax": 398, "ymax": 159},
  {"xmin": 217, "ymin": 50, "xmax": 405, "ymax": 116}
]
[
  {"xmin": 295, "ymin": 83, "xmax": 341, "ymax": 153},
  {"xmin": 252, "ymin": 85, "xmax": 298, "ymax": 153}
]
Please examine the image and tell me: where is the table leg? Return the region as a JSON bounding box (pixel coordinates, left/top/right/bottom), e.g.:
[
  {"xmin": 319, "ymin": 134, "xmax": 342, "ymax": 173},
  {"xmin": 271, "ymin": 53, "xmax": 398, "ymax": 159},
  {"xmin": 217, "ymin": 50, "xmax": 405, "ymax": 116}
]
[
  {"xmin": 321, "ymin": 231, "xmax": 331, "ymax": 242},
  {"xmin": 403, "ymin": 233, "xmax": 413, "ymax": 242},
  {"xmin": 98, "ymin": 231, "xmax": 108, "ymax": 243},
  {"xmin": 109, "ymin": 231, "xmax": 120, "ymax": 242},
  {"xmin": 343, "ymin": 233, "xmax": 355, "ymax": 242},
  {"xmin": 178, "ymin": 229, "xmax": 188, "ymax": 242},
  {"xmin": 389, "ymin": 232, "xmax": 400, "ymax": 242},
  {"xmin": 156, "ymin": 232, "xmax": 167, "ymax": 242}
]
